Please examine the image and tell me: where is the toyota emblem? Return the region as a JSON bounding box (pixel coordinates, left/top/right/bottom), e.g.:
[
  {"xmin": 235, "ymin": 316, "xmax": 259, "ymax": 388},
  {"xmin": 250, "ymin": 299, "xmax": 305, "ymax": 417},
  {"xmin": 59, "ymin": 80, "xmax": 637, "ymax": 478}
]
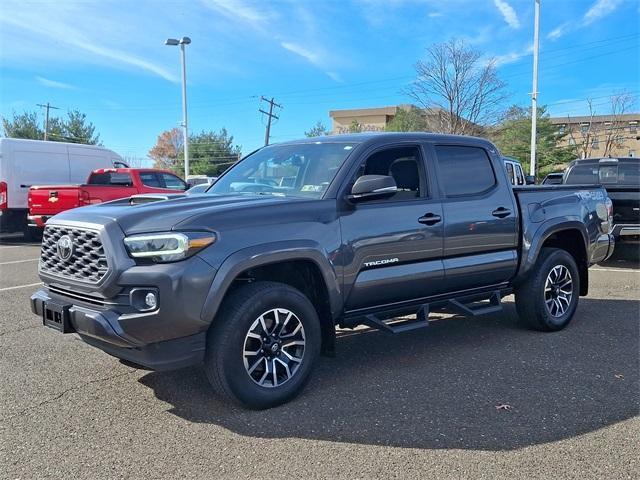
[{"xmin": 56, "ymin": 235, "xmax": 74, "ymax": 261}]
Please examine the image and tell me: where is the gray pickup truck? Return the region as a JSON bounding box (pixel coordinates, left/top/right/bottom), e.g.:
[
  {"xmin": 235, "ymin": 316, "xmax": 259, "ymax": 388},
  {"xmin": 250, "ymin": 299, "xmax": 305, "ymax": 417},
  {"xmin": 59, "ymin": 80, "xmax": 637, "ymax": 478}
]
[{"xmin": 31, "ymin": 133, "xmax": 614, "ymax": 409}]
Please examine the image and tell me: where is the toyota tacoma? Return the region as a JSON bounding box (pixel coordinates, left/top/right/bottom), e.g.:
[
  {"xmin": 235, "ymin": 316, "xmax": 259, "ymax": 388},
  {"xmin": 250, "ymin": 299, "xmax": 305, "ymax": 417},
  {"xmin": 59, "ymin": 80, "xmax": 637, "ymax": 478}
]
[{"xmin": 31, "ymin": 133, "xmax": 615, "ymax": 409}]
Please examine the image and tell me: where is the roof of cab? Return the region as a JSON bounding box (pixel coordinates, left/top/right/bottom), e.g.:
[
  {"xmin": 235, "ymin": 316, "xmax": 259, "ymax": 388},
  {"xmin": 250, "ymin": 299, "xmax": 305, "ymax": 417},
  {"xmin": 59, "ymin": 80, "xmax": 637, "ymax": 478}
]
[{"xmin": 275, "ymin": 132, "xmax": 497, "ymax": 149}]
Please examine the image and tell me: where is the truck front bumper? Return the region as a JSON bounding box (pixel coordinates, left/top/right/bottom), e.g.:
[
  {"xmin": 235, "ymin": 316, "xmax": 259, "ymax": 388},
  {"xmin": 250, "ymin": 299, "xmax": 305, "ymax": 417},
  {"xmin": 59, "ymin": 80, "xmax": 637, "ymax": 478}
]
[
  {"xmin": 612, "ymin": 224, "xmax": 640, "ymax": 241},
  {"xmin": 30, "ymin": 255, "xmax": 217, "ymax": 371}
]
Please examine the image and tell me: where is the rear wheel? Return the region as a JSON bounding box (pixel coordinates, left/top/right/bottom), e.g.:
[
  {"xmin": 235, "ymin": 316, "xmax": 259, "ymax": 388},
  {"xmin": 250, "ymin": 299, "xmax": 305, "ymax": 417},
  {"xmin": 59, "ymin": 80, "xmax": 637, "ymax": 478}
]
[
  {"xmin": 515, "ymin": 248, "xmax": 580, "ymax": 331},
  {"xmin": 204, "ymin": 281, "xmax": 321, "ymax": 409}
]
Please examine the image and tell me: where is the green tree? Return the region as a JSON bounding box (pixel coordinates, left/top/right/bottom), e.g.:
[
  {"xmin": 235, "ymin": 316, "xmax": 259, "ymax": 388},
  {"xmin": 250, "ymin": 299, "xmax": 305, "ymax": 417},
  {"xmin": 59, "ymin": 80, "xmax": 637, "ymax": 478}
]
[
  {"xmin": 2, "ymin": 109, "xmax": 100, "ymax": 144},
  {"xmin": 348, "ymin": 119, "xmax": 363, "ymax": 133},
  {"xmin": 2, "ymin": 111, "xmax": 43, "ymax": 139},
  {"xmin": 304, "ymin": 121, "xmax": 329, "ymax": 137},
  {"xmin": 490, "ymin": 105, "xmax": 576, "ymax": 178},
  {"xmin": 385, "ymin": 106, "xmax": 427, "ymax": 132},
  {"xmin": 59, "ymin": 110, "xmax": 100, "ymax": 144}
]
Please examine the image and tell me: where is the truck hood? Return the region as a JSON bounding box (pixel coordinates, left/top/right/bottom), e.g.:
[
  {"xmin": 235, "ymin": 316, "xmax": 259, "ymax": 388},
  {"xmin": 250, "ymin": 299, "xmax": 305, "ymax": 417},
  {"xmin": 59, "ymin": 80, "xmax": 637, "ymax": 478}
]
[{"xmin": 51, "ymin": 193, "xmax": 311, "ymax": 235}]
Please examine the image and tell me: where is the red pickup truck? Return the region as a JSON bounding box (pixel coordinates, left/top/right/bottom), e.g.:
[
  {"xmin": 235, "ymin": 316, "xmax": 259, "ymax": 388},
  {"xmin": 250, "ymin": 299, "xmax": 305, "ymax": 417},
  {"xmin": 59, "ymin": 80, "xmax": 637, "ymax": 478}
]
[{"xmin": 28, "ymin": 168, "xmax": 187, "ymax": 229}]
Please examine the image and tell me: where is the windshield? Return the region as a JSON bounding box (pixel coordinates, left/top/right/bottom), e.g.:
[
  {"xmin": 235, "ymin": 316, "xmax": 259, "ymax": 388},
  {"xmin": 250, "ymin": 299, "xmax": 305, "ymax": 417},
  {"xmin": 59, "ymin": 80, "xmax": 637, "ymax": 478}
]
[
  {"xmin": 208, "ymin": 142, "xmax": 356, "ymax": 198},
  {"xmin": 565, "ymin": 162, "xmax": 640, "ymax": 186}
]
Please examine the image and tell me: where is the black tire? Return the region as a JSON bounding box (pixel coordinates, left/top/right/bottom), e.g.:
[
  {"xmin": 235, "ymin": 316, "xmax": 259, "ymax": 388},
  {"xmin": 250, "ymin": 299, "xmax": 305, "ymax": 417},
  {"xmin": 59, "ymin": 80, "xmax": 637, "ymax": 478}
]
[
  {"xmin": 515, "ymin": 247, "xmax": 580, "ymax": 331},
  {"xmin": 204, "ymin": 281, "xmax": 321, "ymax": 409},
  {"xmin": 23, "ymin": 225, "xmax": 42, "ymax": 243}
]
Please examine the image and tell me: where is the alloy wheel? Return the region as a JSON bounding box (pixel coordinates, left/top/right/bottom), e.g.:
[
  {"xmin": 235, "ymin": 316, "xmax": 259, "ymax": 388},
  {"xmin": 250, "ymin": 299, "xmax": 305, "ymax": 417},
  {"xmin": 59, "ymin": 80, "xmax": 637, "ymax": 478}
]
[
  {"xmin": 242, "ymin": 308, "xmax": 306, "ymax": 388},
  {"xmin": 544, "ymin": 265, "xmax": 573, "ymax": 318}
]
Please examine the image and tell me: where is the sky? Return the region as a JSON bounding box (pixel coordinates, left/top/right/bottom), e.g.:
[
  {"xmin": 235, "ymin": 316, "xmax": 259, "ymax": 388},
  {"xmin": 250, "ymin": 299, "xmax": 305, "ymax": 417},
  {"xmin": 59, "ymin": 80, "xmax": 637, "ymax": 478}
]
[{"xmin": 1, "ymin": 0, "xmax": 639, "ymax": 163}]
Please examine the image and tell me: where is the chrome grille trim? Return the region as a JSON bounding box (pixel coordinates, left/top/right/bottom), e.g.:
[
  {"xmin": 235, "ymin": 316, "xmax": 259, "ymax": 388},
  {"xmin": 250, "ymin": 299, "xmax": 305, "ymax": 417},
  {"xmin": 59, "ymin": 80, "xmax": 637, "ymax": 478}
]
[{"xmin": 39, "ymin": 225, "xmax": 110, "ymax": 284}]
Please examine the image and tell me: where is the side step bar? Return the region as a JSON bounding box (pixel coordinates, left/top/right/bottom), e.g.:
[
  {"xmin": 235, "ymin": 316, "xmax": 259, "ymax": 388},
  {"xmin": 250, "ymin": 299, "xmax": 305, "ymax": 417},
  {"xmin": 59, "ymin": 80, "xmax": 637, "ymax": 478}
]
[{"xmin": 362, "ymin": 290, "xmax": 503, "ymax": 334}]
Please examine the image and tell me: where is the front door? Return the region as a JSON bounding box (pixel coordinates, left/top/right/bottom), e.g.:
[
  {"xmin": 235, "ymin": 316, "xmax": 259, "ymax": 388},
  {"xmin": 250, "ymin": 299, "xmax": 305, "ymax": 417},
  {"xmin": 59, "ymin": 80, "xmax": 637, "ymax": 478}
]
[
  {"xmin": 340, "ymin": 145, "xmax": 444, "ymax": 312},
  {"xmin": 432, "ymin": 144, "xmax": 518, "ymax": 291}
]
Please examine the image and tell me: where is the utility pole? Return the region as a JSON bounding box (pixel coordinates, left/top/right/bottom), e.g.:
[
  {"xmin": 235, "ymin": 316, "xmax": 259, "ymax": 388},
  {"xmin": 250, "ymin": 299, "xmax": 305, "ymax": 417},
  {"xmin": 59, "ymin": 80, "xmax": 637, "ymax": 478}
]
[
  {"xmin": 36, "ymin": 102, "xmax": 60, "ymax": 141},
  {"xmin": 529, "ymin": 0, "xmax": 541, "ymax": 178},
  {"xmin": 259, "ymin": 96, "xmax": 282, "ymax": 146}
]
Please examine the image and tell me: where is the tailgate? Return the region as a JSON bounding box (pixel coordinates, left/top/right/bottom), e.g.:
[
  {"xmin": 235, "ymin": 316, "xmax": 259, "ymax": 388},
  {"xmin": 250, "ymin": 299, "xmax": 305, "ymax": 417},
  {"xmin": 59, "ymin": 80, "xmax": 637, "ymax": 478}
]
[
  {"xmin": 28, "ymin": 186, "xmax": 82, "ymax": 215},
  {"xmin": 605, "ymin": 186, "xmax": 640, "ymax": 224}
]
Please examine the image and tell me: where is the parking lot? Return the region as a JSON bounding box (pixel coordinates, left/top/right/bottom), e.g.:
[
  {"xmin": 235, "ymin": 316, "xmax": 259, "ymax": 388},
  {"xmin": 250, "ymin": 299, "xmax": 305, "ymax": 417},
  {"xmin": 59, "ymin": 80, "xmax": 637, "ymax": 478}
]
[{"xmin": 1, "ymin": 237, "xmax": 638, "ymax": 479}]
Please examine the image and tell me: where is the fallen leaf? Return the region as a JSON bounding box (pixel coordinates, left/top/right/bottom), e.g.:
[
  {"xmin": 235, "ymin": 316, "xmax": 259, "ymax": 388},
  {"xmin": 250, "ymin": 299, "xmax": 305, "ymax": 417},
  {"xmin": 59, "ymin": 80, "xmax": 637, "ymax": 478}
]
[{"xmin": 495, "ymin": 403, "xmax": 512, "ymax": 411}]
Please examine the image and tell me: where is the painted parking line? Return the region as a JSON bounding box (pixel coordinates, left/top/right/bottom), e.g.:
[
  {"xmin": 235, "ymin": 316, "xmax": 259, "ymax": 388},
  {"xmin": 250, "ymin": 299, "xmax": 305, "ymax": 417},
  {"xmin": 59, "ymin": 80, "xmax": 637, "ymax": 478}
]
[
  {"xmin": 0, "ymin": 259, "xmax": 39, "ymax": 266},
  {"xmin": 0, "ymin": 282, "xmax": 42, "ymax": 292},
  {"xmin": 592, "ymin": 267, "xmax": 640, "ymax": 273}
]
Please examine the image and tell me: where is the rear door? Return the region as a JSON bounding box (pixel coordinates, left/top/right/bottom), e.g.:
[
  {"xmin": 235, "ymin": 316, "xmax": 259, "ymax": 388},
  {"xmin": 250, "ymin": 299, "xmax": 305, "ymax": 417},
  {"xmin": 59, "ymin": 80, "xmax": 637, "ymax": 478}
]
[
  {"xmin": 432, "ymin": 144, "xmax": 518, "ymax": 291},
  {"xmin": 339, "ymin": 144, "xmax": 445, "ymax": 311}
]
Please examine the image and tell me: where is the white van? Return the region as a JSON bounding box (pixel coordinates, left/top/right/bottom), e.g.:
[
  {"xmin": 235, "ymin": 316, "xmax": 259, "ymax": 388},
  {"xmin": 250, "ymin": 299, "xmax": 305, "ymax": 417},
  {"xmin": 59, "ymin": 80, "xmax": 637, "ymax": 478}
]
[{"xmin": 0, "ymin": 138, "xmax": 124, "ymax": 233}]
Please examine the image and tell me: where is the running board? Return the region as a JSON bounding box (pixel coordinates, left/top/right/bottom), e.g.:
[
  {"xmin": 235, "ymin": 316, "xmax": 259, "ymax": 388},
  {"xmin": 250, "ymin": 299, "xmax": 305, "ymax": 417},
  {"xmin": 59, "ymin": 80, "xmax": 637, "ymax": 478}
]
[
  {"xmin": 447, "ymin": 291, "xmax": 502, "ymax": 317},
  {"xmin": 361, "ymin": 291, "xmax": 503, "ymax": 334},
  {"xmin": 364, "ymin": 305, "xmax": 430, "ymax": 334}
]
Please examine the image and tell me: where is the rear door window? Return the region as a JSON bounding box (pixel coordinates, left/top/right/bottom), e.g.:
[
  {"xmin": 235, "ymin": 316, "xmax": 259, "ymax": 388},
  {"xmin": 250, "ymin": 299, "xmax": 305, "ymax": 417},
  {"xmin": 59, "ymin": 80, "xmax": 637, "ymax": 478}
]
[
  {"xmin": 435, "ymin": 146, "xmax": 496, "ymax": 196},
  {"xmin": 88, "ymin": 172, "xmax": 133, "ymax": 186},
  {"xmin": 160, "ymin": 173, "xmax": 187, "ymax": 190},
  {"xmin": 139, "ymin": 172, "xmax": 163, "ymax": 188},
  {"xmin": 505, "ymin": 163, "xmax": 515, "ymax": 185}
]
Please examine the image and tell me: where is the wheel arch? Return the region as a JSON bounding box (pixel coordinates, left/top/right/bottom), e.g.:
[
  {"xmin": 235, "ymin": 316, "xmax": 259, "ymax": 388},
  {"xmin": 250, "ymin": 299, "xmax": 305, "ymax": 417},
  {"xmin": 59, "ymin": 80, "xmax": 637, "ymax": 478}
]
[
  {"xmin": 517, "ymin": 220, "xmax": 589, "ymax": 296},
  {"xmin": 200, "ymin": 242, "xmax": 341, "ymax": 354}
]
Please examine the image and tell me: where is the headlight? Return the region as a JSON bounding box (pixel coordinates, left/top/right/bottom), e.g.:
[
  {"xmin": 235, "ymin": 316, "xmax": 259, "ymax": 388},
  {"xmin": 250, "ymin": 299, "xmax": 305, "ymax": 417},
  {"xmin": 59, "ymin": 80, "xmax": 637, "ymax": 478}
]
[{"xmin": 124, "ymin": 232, "xmax": 216, "ymax": 262}]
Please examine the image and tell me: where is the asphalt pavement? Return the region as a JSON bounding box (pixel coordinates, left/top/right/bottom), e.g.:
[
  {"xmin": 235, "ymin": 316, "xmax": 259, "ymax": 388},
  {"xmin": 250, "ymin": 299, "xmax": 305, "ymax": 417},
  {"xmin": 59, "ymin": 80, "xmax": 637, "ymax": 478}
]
[{"xmin": 1, "ymin": 236, "xmax": 638, "ymax": 479}]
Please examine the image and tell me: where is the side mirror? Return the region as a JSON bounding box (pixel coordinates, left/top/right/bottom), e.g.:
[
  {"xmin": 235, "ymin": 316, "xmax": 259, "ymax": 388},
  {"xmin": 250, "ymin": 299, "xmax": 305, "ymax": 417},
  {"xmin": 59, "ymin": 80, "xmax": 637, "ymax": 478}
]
[
  {"xmin": 525, "ymin": 175, "xmax": 536, "ymax": 185},
  {"xmin": 347, "ymin": 175, "xmax": 397, "ymax": 202}
]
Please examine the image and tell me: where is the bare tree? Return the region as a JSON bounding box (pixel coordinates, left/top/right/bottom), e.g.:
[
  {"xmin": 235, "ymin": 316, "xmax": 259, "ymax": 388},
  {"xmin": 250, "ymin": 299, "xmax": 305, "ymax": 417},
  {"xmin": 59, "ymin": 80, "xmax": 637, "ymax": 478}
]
[
  {"xmin": 404, "ymin": 39, "xmax": 507, "ymax": 135},
  {"xmin": 567, "ymin": 92, "xmax": 636, "ymax": 158},
  {"xmin": 603, "ymin": 92, "xmax": 635, "ymax": 157}
]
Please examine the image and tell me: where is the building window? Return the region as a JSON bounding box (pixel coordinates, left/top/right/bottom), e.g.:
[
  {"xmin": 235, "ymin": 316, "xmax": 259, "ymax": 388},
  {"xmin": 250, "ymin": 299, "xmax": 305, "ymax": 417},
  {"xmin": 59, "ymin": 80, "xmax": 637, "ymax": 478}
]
[
  {"xmin": 580, "ymin": 123, "xmax": 590, "ymax": 134},
  {"xmin": 558, "ymin": 124, "xmax": 566, "ymax": 134},
  {"xmin": 630, "ymin": 150, "xmax": 636, "ymax": 157},
  {"xmin": 630, "ymin": 121, "xmax": 638, "ymax": 134},
  {"xmin": 568, "ymin": 137, "xmax": 576, "ymax": 146},
  {"xmin": 604, "ymin": 122, "xmax": 613, "ymax": 130},
  {"xmin": 591, "ymin": 138, "xmax": 600, "ymax": 150}
]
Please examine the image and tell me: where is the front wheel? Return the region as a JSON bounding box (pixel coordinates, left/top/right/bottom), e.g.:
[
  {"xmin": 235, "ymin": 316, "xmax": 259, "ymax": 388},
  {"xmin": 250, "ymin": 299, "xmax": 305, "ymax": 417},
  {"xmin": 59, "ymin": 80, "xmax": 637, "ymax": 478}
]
[
  {"xmin": 204, "ymin": 281, "xmax": 321, "ymax": 409},
  {"xmin": 515, "ymin": 248, "xmax": 580, "ymax": 331}
]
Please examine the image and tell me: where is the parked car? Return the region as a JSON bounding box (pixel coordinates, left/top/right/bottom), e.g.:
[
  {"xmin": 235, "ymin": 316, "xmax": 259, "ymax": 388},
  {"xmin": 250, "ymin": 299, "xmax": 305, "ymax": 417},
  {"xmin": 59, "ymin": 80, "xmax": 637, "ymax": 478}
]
[
  {"xmin": 503, "ymin": 157, "xmax": 535, "ymax": 185},
  {"xmin": 186, "ymin": 175, "xmax": 217, "ymax": 187},
  {"xmin": 542, "ymin": 172, "xmax": 564, "ymax": 185},
  {"xmin": 564, "ymin": 157, "xmax": 639, "ymax": 241},
  {"xmin": 186, "ymin": 183, "xmax": 210, "ymax": 194},
  {"xmin": 31, "ymin": 133, "xmax": 614, "ymax": 409},
  {"xmin": 0, "ymin": 138, "xmax": 123, "ymax": 235},
  {"xmin": 27, "ymin": 168, "xmax": 187, "ymax": 232}
]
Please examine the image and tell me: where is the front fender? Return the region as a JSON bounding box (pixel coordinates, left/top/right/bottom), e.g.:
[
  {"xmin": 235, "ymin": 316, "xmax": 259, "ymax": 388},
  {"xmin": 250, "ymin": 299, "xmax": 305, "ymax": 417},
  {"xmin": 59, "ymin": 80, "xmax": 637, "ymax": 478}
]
[{"xmin": 200, "ymin": 240, "xmax": 342, "ymax": 323}]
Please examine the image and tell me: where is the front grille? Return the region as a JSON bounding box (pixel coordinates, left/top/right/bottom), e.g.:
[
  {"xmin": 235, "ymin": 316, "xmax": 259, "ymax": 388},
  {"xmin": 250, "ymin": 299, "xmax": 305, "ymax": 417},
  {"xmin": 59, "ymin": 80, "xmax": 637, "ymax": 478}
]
[{"xmin": 40, "ymin": 225, "xmax": 110, "ymax": 283}]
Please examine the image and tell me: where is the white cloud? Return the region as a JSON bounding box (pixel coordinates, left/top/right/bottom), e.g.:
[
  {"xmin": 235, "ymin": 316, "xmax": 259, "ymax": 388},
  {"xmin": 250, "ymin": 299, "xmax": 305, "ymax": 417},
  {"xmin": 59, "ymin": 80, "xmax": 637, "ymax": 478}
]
[
  {"xmin": 547, "ymin": 0, "xmax": 623, "ymax": 41},
  {"xmin": 201, "ymin": 0, "xmax": 270, "ymax": 28},
  {"xmin": 280, "ymin": 41, "xmax": 321, "ymax": 65},
  {"xmin": 547, "ymin": 22, "xmax": 569, "ymax": 41},
  {"xmin": 494, "ymin": 0, "xmax": 520, "ymax": 29},
  {"xmin": 493, "ymin": 44, "xmax": 534, "ymax": 67},
  {"xmin": 325, "ymin": 71, "xmax": 343, "ymax": 83},
  {"xmin": 428, "ymin": 12, "xmax": 443, "ymax": 18},
  {"xmin": 36, "ymin": 76, "xmax": 75, "ymax": 90},
  {"xmin": 583, "ymin": 0, "xmax": 623, "ymax": 25},
  {"xmin": 0, "ymin": 4, "xmax": 179, "ymax": 83}
]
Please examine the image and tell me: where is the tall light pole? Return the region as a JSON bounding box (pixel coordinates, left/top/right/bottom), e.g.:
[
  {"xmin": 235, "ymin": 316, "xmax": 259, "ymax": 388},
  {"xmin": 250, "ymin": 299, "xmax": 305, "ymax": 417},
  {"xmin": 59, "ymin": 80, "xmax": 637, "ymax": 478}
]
[
  {"xmin": 529, "ymin": 0, "xmax": 541, "ymax": 178},
  {"xmin": 165, "ymin": 36, "xmax": 191, "ymax": 179}
]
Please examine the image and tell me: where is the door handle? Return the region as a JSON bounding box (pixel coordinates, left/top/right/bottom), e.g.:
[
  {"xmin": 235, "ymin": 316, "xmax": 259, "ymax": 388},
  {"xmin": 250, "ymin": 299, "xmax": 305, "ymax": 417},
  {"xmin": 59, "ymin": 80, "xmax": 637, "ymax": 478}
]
[
  {"xmin": 418, "ymin": 213, "xmax": 442, "ymax": 225},
  {"xmin": 492, "ymin": 207, "xmax": 512, "ymax": 218}
]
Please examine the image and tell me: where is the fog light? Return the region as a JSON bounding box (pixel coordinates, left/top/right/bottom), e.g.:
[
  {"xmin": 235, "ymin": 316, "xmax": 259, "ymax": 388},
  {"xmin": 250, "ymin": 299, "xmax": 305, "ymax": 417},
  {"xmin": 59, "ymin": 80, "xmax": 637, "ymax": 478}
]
[{"xmin": 144, "ymin": 292, "xmax": 157, "ymax": 309}]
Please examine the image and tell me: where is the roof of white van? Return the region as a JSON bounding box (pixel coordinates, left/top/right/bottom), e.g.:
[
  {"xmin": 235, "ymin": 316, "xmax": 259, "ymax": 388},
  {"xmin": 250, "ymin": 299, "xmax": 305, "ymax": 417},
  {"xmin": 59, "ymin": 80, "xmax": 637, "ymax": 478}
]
[{"xmin": 0, "ymin": 137, "xmax": 113, "ymax": 150}]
